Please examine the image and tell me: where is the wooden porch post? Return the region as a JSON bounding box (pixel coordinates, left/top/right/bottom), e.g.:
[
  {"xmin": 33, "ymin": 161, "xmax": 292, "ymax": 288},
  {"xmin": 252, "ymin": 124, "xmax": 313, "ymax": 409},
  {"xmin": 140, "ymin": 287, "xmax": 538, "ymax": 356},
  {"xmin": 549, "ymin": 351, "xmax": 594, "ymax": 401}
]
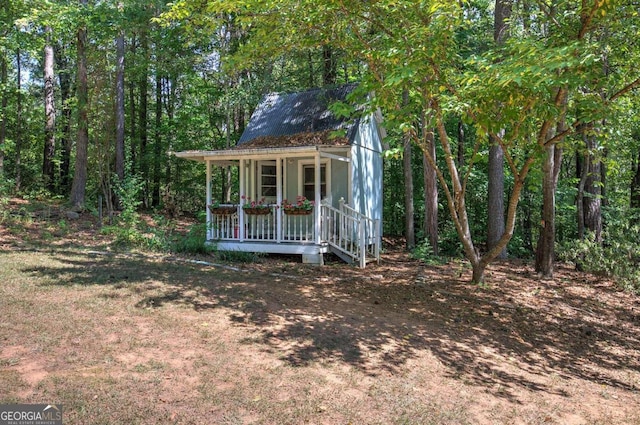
[
  {"xmin": 239, "ymin": 158, "xmax": 245, "ymax": 241},
  {"xmin": 314, "ymin": 152, "xmax": 321, "ymax": 244},
  {"xmin": 276, "ymin": 156, "xmax": 282, "ymax": 243},
  {"xmin": 206, "ymin": 160, "xmax": 212, "ymax": 241},
  {"xmin": 347, "ymin": 150, "xmax": 353, "ymax": 205},
  {"xmin": 249, "ymin": 159, "xmax": 255, "ymax": 200}
]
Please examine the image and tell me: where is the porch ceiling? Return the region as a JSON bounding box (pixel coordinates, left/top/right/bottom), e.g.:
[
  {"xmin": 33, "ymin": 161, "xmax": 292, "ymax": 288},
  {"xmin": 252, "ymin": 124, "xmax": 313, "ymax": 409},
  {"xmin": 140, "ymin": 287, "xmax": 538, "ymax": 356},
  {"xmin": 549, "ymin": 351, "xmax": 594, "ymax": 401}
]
[{"xmin": 173, "ymin": 145, "xmax": 350, "ymax": 163}]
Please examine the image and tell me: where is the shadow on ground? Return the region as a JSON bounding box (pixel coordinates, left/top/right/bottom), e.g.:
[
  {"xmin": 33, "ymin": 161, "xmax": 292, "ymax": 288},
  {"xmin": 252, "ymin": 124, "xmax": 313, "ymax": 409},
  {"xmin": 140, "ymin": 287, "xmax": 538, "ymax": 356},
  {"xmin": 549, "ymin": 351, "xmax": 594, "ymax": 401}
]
[{"xmin": 15, "ymin": 249, "xmax": 640, "ymax": 402}]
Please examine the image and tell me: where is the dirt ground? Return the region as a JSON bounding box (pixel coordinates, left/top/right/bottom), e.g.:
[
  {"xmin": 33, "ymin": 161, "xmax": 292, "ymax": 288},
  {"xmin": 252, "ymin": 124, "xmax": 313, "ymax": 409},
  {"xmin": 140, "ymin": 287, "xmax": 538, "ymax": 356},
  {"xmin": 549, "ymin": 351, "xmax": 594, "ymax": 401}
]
[{"xmin": 1, "ymin": 198, "xmax": 639, "ymax": 424}]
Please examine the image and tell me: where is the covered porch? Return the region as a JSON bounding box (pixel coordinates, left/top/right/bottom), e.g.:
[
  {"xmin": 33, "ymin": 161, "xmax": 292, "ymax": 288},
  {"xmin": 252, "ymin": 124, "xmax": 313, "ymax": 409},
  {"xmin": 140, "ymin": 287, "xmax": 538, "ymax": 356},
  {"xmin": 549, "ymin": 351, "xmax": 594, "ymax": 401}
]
[{"xmin": 175, "ymin": 145, "xmax": 381, "ymax": 267}]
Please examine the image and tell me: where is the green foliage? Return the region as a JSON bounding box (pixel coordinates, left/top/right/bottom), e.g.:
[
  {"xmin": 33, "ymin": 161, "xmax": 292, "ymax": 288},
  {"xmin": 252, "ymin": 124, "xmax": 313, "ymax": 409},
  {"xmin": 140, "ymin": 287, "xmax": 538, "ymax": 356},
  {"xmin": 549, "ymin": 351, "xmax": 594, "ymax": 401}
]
[
  {"xmin": 56, "ymin": 219, "xmax": 68, "ymax": 234},
  {"xmin": 102, "ymin": 174, "xmax": 149, "ymax": 249},
  {"xmin": 214, "ymin": 249, "xmax": 262, "ymax": 263},
  {"xmin": 0, "ymin": 193, "xmax": 9, "ymax": 224},
  {"xmin": 113, "ymin": 174, "xmax": 143, "ymax": 226},
  {"xmin": 172, "ymin": 222, "xmax": 213, "ymax": 255},
  {"xmin": 559, "ymin": 209, "xmax": 640, "ymax": 292},
  {"xmin": 144, "ymin": 225, "xmax": 174, "ymax": 252},
  {"xmin": 100, "ymin": 224, "xmax": 143, "ymax": 249},
  {"xmin": 2, "ymin": 0, "xmax": 639, "ymax": 285},
  {"xmin": 0, "ymin": 176, "xmax": 12, "ymax": 197},
  {"xmin": 102, "ymin": 218, "xmax": 174, "ymax": 252},
  {"xmin": 437, "ymin": 221, "xmax": 465, "ymax": 258},
  {"xmin": 411, "ymin": 239, "xmax": 446, "ymax": 265}
]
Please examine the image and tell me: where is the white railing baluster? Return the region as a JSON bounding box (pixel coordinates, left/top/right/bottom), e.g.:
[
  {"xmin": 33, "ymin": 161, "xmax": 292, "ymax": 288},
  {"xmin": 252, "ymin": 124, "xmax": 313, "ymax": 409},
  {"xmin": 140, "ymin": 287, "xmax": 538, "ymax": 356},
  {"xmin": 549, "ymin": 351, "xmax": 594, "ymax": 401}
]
[
  {"xmin": 281, "ymin": 212, "xmax": 314, "ymax": 242},
  {"xmin": 209, "ymin": 204, "xmax": 240, "ymax": 241},
  {"xmin": 212, "ymin": 202, "xmax": 378, "ymax": 267},
  {"xmin": 319, "ymin": 200, "xmax": 380, "ymax": 267}
]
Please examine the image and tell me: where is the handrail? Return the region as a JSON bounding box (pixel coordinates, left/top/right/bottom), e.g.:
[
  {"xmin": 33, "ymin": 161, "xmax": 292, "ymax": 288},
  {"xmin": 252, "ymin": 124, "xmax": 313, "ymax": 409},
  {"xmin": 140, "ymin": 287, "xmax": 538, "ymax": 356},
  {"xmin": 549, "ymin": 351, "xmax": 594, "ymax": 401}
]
[
  {"xmin": 321, "ymin": 199, "xmax": 380, "ymax": 268},
  {"xmin": 207, "ymin": 199, "xmax": 380, "ymax": 268}
]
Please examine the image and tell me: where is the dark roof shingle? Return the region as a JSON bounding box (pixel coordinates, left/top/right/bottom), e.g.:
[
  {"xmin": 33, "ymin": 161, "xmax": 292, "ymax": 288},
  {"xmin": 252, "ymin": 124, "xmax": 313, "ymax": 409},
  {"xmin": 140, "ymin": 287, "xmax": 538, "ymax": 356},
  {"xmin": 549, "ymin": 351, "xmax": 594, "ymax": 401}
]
[
  {"xmin": 237, "ymin": 84, "xmax": 359, "ymax": 147},
  {"xmin": 233, "ymin": 130, "xmax": 349, "ymax": 150}
]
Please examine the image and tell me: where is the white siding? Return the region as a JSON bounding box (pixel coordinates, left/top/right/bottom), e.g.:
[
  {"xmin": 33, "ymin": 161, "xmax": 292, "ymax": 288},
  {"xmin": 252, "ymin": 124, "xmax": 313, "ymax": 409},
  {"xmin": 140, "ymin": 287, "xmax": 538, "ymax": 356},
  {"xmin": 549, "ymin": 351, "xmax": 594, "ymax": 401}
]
[{"xmin": 351, "ymin": 115, "xmax": 383, "ymax": 222}]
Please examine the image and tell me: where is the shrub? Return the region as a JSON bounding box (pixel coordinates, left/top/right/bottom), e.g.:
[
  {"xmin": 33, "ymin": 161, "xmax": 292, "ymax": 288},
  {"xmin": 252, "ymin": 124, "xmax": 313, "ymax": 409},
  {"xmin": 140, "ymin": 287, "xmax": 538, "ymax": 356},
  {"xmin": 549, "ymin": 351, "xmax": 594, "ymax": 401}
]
[
  {"xmin": 411, "ymin": 239, "xmax": 447, "ymax": 265},
  {"xmin": 102, "ymin": 174, "xmax": 153, "ymax": 249},
  {"xmin": 214, "ymin": 249, "xmax": 263, "ymax": 263},
  {"xmin": 559, "ymin": 209, "xmax": 640, "ymax": 292},
  {"xmin": 172, "ymin": 222, "xmax": 213, "ymax": 254}
]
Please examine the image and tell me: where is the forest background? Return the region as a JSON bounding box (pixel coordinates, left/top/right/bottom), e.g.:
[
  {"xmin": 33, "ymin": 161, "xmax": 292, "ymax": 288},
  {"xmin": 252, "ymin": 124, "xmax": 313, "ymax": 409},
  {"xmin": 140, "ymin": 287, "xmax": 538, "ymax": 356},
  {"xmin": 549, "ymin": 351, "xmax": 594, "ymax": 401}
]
[{"xmin": 1, "ymin": 0, "xmax": 639, "ymax": 285}]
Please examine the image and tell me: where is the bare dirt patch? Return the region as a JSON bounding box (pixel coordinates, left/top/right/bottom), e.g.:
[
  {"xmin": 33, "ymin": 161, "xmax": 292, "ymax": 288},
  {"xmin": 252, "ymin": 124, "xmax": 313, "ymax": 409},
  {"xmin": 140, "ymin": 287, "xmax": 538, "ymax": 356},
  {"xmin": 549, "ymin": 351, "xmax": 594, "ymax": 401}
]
[{"xmin": 1, "ymin": 199, "xmax": 639, "ymax": 424}]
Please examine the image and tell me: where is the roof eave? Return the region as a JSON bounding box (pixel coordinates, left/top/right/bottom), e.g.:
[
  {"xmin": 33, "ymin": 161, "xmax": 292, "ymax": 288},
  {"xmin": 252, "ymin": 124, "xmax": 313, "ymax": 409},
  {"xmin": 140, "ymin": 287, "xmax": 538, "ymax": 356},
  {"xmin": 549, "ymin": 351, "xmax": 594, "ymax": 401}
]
[{"xmin": 173, "ymin": 145, "xmax": 350, "ymax": 162}]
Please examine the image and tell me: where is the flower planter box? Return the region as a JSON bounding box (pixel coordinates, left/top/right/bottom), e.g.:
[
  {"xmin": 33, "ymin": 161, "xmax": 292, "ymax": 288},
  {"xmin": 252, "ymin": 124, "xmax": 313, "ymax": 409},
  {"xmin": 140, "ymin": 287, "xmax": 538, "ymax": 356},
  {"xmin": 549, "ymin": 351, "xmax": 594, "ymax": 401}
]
[
  {"xmin": 283, "ymin": 209, "xmax": 313, "ymax": 216},
  {"xmin": 243, "ymin": 208, "xmax": 271, "ymax": 215},
  {"xmin": 209, "ymin": 206, "xmax": 237, "ymax": 216}
]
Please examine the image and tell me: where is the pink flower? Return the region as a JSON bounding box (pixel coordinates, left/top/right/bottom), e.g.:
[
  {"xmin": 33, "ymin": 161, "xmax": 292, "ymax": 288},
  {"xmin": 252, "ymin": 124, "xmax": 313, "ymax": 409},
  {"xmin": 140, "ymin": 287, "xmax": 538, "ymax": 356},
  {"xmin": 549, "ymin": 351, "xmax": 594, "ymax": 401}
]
[{"xmin": 280, "ymin": 195, "xmax": 313, "ymax": 211}]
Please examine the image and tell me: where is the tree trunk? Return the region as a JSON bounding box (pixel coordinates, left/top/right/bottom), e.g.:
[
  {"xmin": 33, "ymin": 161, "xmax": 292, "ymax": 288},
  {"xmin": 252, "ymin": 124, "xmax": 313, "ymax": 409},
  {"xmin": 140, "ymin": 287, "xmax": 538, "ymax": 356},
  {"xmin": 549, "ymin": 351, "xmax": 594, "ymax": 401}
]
[
  {"xmin": 600, "ymin": 145, "xmax": 607, "ymax": 209},
  {"xmin": 43, "ymin": 28, "xmax": 56, "ymax": 191},
  {"xmin": 494, "ymin": 0, "xmax": 512, "ymax": 44},
  {"xmin": 457, "ymin": 120, "xmax": 464, "ymax": 170},
  {"xmin": 423, "ymin": 99, "xmax": 535, "ymax": 284},
  {"xmin": 236, "ymin": 100, "xmax": 245, "ymax": 134},
  {"xmin": 472, "ymin": 263, "xmax": 486, "ymax": 284},
  {"xmin": 15, "ymin": 48, "xmax": 22, "ymax": 191},
  {"xmin": 70, "ymin": 1, "xmax": 89, "ymax": 209},
  {"xmin": 437, "ymin": 112, "xmax": 533, "ymax": 283},
  {"xmin": 55, "ymin": 44, "xmax": 73, "ymax": 192},
  {"xmin": 0, "ymin": 49, "xmax": 6, "ymax": 178},
  {"xmin": 129, "ymin": 35, "xmax": 137, "ymax": 176},
  {"xmin": 139, "ymin": 29, "xmax": 149, "ymax": 207},
  {"xmin": 632, "ymin": 146, "xmax": 640, "ymax": 209},
  {"xmin": 487, "ymin": 0, "xmax": 511, "ymax": 259},
  {"xmin": 115, "ymin": 29, "xmax": 125, "ymax": 181},
  {"xmin": 432, "ymin": 111, "xmax": 482, "ymax": 277},
  {"xmin": 222, "ymin": 100, "xmax": 234, "ymax": 202},
  {"xmin": 423, "ymin": 127, "xmax": 438, "ymax": 255},
  {"xmin": 576, "ymin": 149, "xmax": 587, "ymax": 240},
  {"xmin": 164, "ymin": 75, "xmax": 176, "ymax": 190},
  {"xmin": 521, "ymin": 0, "xmax": 531, "ymax": 32},
  {"xmin": 403, "ymin": 134, "xmax": 415, "ymax": 250},
  {"xmin": 322, "ymin": 45, "xmax": 336, "ymax": 86},
  {"xmin": 535, "ymin": 144, "xmax": 562, "ymax": 276},
  {"xmin": 582, "ymin": 131, "xmax": 602, "ymax": 242},
  {"xmin": 535, "ymin": 115, "xmax": 565, "ymax": 276},
  {"xmin": 152, "ymin": 72, "xmax": 162, "ymax": 207},
  {"xmin": 307, "ymin": 50, "xmax": 315, "ymax": 88},
  {"xmin": 521, "ymin": 188, "xmax": 534, "ymax": 253},
  {"xmin": 403, "ymin": 90, "xmax": 415, "ymax": 250},
  {"xmin": 487, "ymin": 138, "xmax": 506, "ymax": 259}
]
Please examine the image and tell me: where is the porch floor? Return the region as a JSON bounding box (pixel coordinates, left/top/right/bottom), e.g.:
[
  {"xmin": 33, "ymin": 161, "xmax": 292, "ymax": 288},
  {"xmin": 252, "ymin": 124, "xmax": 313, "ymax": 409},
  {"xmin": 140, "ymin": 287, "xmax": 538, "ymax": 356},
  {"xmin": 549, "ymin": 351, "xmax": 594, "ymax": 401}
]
[{"xmin": 208, "ymin": 240, "xmax": 329, "ymax": 256}]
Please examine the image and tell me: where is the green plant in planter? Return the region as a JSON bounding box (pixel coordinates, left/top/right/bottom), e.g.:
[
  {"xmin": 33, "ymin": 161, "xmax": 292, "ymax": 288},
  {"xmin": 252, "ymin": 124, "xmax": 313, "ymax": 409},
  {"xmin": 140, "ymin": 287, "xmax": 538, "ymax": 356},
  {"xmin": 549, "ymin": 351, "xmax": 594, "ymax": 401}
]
[{"xmin": 280, "ymin": 196, "xmax": 314, "ymax": 214}]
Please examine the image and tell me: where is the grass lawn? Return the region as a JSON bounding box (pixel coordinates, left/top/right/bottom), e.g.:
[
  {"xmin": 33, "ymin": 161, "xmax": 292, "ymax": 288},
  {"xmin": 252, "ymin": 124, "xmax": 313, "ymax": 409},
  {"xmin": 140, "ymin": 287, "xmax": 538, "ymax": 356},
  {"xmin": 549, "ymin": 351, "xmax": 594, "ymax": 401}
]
[{"xmin": 1, "ymin": 201, "xmax": 640, "ymax": 424}]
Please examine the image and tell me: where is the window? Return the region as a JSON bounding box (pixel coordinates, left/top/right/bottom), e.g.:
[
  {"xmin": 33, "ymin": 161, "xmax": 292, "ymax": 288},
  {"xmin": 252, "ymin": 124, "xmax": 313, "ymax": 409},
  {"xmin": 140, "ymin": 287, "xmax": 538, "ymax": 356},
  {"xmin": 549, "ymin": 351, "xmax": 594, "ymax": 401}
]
[
  {"xmin": 302, "ymin": 164, "xmax": 327, "ymax": 201},
  {"xmin": 260, "ymin": 164, "xmax": 277, "ymax": 197}
]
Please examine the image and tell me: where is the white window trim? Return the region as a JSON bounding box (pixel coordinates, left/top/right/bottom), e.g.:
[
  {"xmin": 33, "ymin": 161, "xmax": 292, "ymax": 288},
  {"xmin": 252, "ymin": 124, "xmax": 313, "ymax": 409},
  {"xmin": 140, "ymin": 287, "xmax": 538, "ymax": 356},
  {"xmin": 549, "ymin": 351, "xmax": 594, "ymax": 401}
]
[
  {"xmin": 257, "ymin": 160, "xmax": 278, "ymax": 202},
  {"xmin": 297, "ymin": 159, "xmax": 331, "ymax": 201}
]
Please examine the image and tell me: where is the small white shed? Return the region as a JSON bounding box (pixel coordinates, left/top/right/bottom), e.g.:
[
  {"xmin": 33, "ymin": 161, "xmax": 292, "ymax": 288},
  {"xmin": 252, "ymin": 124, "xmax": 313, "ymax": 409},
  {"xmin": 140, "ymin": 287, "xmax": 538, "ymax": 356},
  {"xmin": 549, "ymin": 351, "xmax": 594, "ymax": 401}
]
[{"xmin": 175, "ymin": 84, "xmax": 384, "ymax": 266}]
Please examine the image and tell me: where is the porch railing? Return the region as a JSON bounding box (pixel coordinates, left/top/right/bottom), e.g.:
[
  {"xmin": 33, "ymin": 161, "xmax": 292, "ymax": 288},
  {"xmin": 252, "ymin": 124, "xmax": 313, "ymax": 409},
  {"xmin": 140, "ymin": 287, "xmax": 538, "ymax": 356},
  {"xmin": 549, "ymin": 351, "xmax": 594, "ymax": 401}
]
[
  {"xmin": 209, "ymin": 204, "xmax": 239, "ymax": 240},
  {"xmin": 320, "ymin": 199, "xmax": 381, "ymax": 268},
  {"xmin": 208, "ymin": 204, "xmax": 314, "ymax": 243},
  {"xmin": 208, "ymin": 201, "xmax": 381, "ymax": 268},
  {"xmin": 242, "ymin": 206, "xmax": 277, "ymax": 241},
  {"xmin": 282, "ymin": 212, "xmax": 314, "ymax": 242}
]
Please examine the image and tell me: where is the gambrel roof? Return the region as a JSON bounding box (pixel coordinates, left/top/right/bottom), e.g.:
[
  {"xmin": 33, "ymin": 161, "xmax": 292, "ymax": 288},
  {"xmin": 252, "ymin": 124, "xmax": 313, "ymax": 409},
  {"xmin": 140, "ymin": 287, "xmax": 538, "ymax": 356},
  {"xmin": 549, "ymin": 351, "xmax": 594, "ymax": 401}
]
[
  {"xmin": 237, "ymin": 84, "xmax": 360, "ymax": 148},
  {"xmin": 173, "ymin": 83, "xmax": 377, "ymax": 163}
]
